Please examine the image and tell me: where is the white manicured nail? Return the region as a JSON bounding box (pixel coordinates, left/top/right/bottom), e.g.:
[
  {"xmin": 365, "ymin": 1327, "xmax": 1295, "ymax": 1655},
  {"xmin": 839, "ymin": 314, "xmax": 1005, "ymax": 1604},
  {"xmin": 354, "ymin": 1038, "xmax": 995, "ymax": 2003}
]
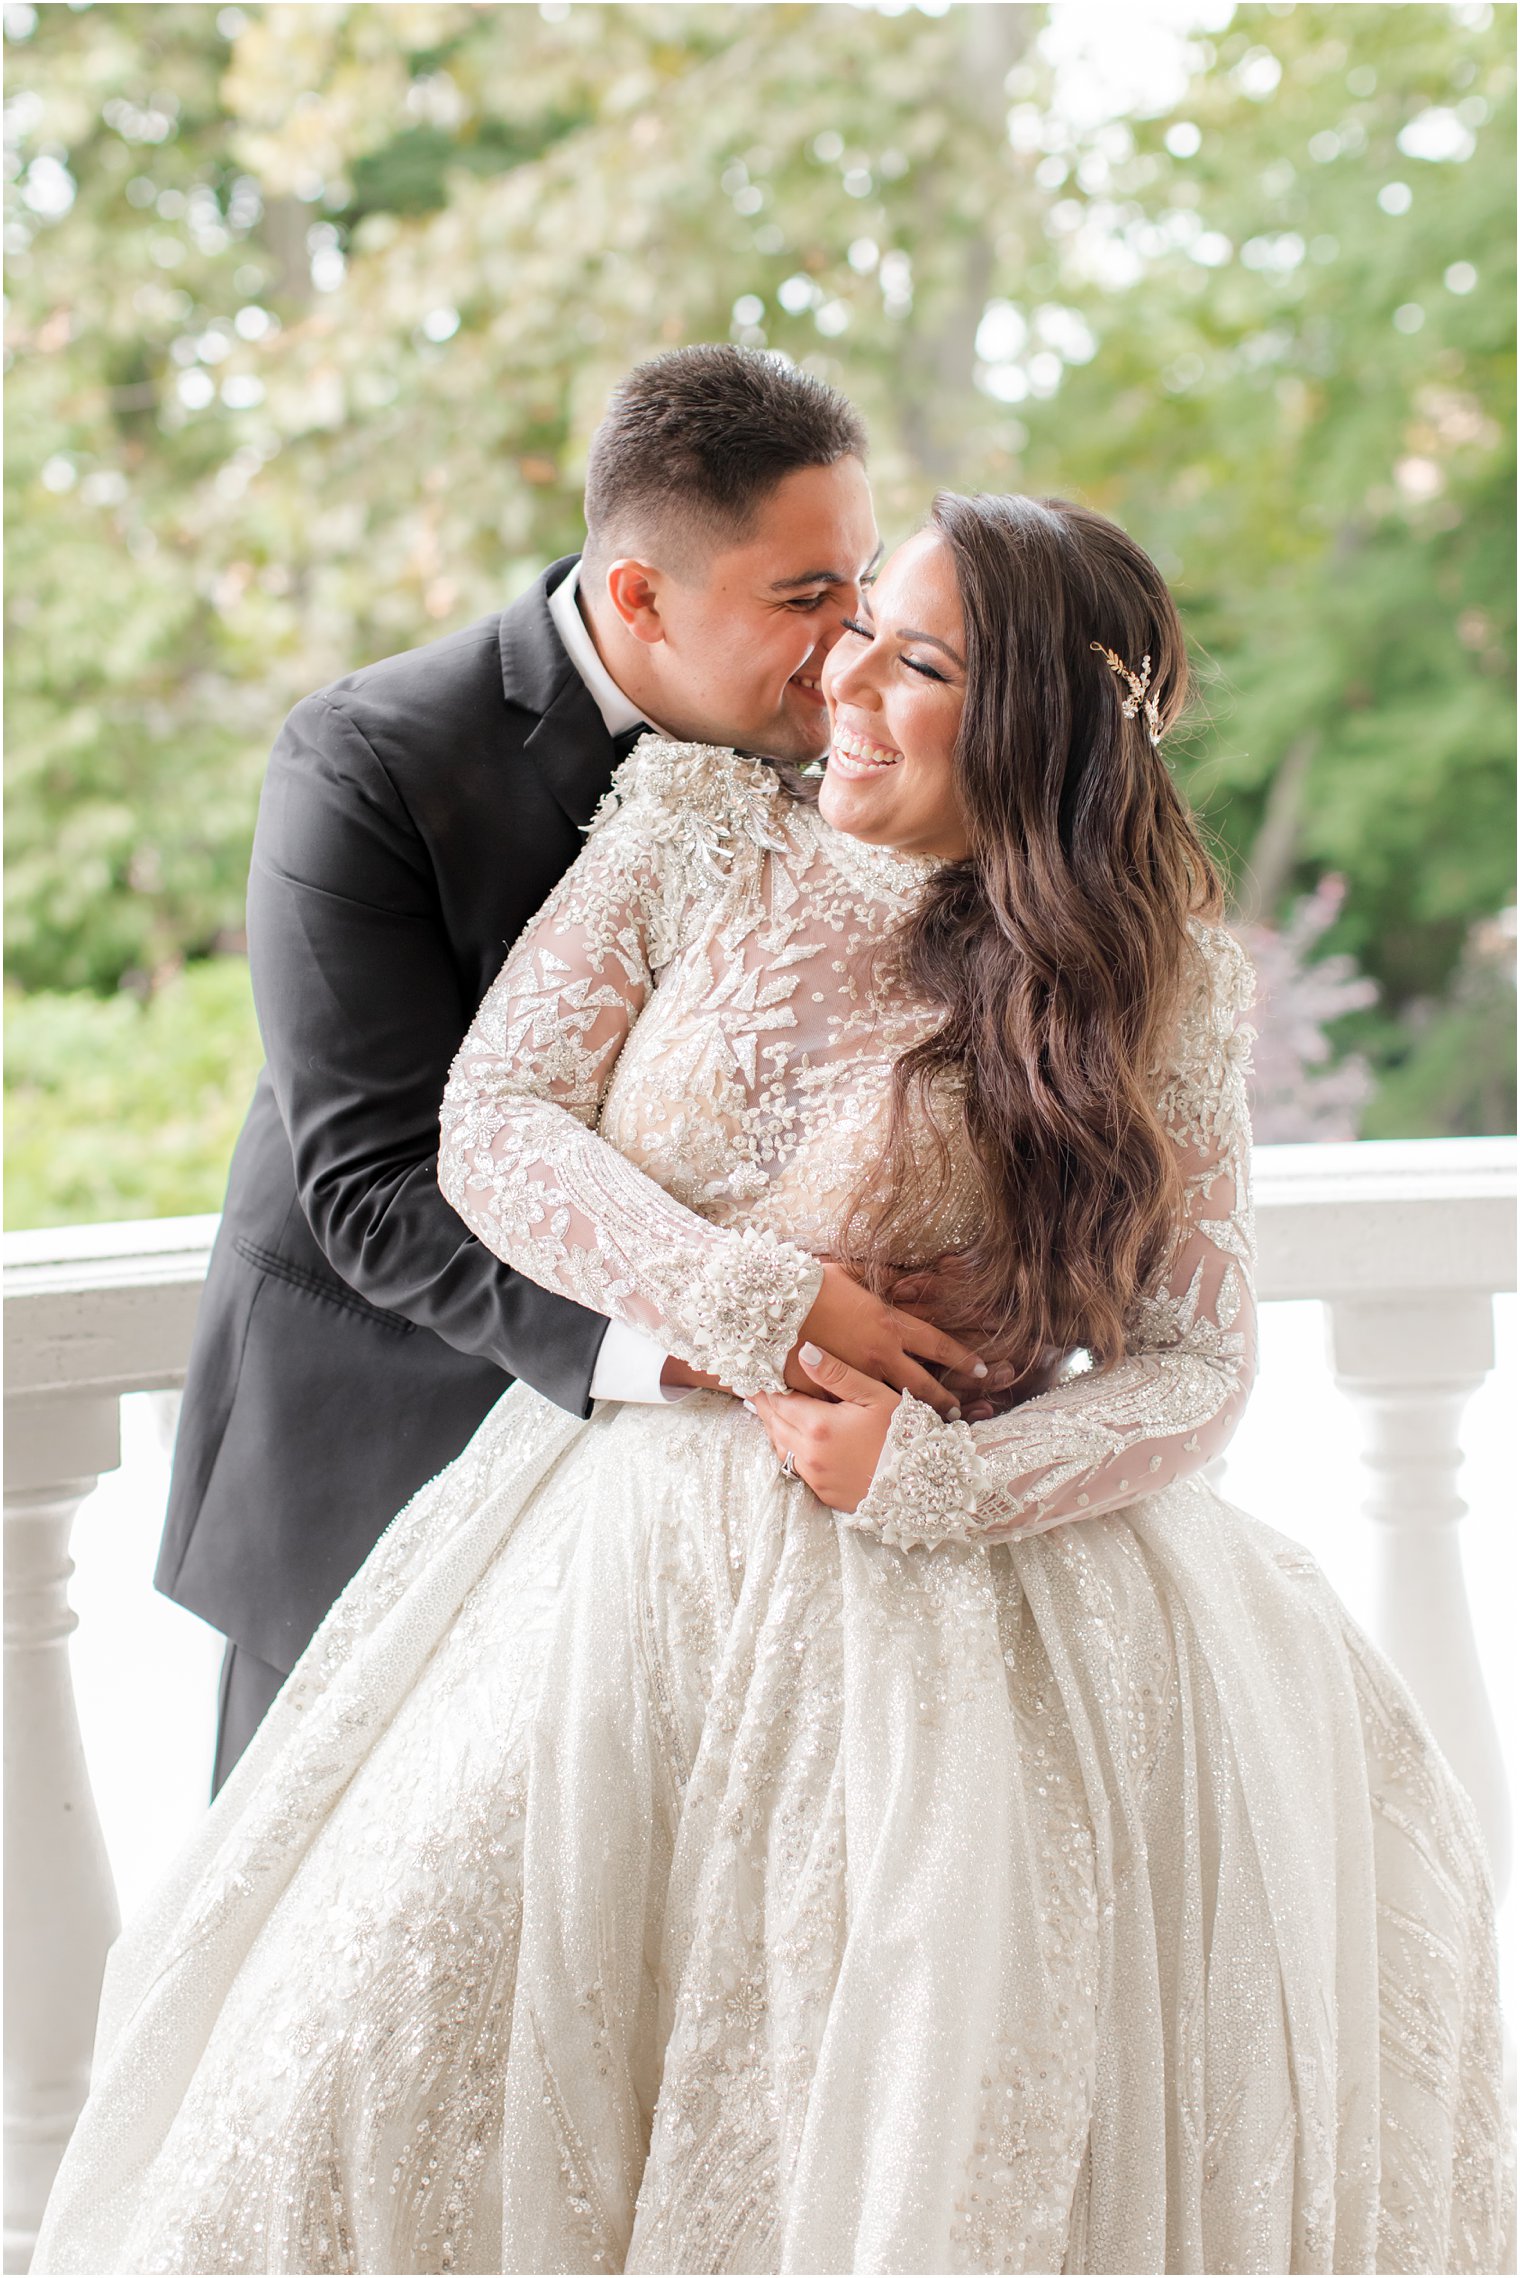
[{"xmin": 800, "ymin": 1342, "xmax": 822, "ymax": 1366}]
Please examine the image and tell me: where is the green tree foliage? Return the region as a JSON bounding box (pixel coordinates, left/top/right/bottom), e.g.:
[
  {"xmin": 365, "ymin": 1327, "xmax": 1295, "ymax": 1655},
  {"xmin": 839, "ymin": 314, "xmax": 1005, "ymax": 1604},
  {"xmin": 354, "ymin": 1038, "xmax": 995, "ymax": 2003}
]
[
  {"xmin": 4, "ymin": 1, "xmax": 1514, "ymax": 1223},
  {"xmin": 4, "ymin": 958, "xmax": 263, "ymax": 1224}
]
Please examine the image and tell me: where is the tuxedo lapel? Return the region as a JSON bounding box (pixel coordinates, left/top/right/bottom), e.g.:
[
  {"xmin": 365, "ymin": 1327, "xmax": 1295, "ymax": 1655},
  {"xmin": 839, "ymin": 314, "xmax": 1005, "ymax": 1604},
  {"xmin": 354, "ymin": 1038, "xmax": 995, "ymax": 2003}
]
[
  {"xmin": 522, "ymin": 674, "xmax": 622, "ymax": 830},
  {"xmin": 499, "ymin": 555, "xmax": 620, "ymax": 830}
]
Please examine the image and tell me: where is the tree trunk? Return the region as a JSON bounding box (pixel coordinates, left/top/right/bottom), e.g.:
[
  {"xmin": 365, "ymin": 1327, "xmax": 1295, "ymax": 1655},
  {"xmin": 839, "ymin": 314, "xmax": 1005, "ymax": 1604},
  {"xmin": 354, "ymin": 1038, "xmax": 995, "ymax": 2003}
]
[
  {"xmin": 1237, "ymin": 731, "xmax": 1318, "ymax": 923},
  {"xmin": 896, "ymin": 5, "xmax": 1037, "ymax": 485}
]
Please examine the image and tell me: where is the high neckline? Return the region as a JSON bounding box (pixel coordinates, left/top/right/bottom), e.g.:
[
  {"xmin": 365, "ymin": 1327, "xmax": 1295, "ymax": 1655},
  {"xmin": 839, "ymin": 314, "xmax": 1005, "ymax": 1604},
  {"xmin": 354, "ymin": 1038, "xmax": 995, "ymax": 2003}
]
[{"xmin": 802, "ymin": 803, "xmax": 946, "ymax": 909}]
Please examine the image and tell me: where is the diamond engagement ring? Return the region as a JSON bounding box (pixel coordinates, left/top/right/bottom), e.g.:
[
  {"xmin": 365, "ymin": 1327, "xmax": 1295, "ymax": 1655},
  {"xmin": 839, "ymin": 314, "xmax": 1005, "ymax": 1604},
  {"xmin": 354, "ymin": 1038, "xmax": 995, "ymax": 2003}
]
[{"xmin": 780, "ymin": 1450, "xmax": 797, "ymax": 1478}]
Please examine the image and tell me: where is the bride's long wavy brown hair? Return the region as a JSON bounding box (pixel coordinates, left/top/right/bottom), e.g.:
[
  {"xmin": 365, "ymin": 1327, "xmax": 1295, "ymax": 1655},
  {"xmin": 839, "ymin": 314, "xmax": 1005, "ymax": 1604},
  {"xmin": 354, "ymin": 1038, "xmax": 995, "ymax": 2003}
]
[{"xmin": 844, "ymin": 492, "xmax": 1223, "ymax": 1372}]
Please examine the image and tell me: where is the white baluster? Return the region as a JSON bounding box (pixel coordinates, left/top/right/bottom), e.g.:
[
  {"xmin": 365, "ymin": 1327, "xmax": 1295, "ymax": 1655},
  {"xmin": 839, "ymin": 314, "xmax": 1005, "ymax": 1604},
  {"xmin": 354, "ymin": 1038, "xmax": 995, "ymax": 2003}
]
[
  {"xmin": 4, "ymin": 1394, "xmax": 122, "ymax": 2275},
  {"xmin": 1327, "ymin": 1292, "xmax": 1512, "ymax": 1898}
]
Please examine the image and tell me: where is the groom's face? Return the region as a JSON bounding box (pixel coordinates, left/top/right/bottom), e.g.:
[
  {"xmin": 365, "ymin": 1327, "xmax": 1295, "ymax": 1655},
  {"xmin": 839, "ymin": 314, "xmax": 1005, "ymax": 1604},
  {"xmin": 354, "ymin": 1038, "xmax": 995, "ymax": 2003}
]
[{"xmin": 638, "ymin": 457, "xmax": 879, "ymax": 762}]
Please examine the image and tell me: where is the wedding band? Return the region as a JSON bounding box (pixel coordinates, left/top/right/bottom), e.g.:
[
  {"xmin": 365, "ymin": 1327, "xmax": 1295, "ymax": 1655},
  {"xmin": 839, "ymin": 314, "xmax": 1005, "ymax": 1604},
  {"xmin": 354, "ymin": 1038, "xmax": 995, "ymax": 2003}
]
[{"xmin": 780, "ymin": 1451, "xmax": 797, "ymax": 1478}]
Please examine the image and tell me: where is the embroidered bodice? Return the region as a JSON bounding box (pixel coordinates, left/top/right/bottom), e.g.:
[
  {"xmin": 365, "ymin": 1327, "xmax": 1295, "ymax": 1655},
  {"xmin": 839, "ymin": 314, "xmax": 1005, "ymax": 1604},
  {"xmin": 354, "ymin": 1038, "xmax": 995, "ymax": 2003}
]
[
  {"xmin": 594, "ymin": 748, "xmax": 968, "ymax": 1261},
  {"xmin": 440, "ymin": 737, "xmax": 1257, "ymax": 1546}
]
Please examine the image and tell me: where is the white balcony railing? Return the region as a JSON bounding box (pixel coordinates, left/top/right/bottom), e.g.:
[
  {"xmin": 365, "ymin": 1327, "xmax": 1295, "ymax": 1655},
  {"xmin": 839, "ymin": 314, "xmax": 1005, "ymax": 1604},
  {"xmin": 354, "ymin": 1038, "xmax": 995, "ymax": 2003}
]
[{"xmin": 3, "ymin": 1136, "xmax": 1516, "ymax": 2272}]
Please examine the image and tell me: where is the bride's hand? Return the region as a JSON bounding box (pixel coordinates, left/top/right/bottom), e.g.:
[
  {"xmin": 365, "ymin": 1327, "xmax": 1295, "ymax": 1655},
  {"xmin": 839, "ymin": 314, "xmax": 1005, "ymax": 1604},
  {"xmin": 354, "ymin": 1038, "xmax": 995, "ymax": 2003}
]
[
  {"xmin": 790, "ymin": 1259, "xmax": 985, "ymax": 1421},
  {"xmin": 753, "ymin": 1344, "xmax": 899, "ymax": 1512}
]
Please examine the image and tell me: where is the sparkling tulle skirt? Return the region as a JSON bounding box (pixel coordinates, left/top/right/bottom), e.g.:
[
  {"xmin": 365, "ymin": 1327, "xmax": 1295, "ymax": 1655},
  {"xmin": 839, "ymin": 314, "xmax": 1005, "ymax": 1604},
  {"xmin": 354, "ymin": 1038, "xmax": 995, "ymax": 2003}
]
[{"xmin": 34, "ymin": 1388, "xmax": 1505, "ymax": 2274}]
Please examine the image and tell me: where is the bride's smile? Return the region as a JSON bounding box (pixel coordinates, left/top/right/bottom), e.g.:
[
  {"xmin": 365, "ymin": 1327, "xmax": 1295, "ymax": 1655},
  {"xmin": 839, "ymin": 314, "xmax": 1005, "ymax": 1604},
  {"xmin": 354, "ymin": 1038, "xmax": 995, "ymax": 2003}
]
[{"xmin": 819, "ymin": 525, "xmax": 972, "ymax": 862}]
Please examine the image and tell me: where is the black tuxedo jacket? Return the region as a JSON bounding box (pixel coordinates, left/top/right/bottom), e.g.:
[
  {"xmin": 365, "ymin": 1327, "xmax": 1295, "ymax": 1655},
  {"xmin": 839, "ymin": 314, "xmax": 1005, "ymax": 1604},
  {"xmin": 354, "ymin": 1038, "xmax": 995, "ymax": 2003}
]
[{"xmin": 156, "ymin": 559, "xmax": 624, "ymax": 1674}]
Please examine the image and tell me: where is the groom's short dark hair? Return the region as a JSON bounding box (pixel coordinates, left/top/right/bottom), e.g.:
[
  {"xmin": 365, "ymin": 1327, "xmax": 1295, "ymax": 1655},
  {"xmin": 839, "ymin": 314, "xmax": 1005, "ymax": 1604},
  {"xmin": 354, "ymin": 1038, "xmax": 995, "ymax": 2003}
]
[{"xmin": 582, "ymin": 344, "xmax": 867, "ymax": 578}]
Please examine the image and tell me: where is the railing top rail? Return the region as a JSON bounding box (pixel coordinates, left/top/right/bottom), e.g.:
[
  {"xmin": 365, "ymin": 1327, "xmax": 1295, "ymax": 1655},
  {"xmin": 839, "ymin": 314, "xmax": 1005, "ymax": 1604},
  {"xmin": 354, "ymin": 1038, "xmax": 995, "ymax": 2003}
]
[
  {"xmin": 4, "ymin": 1138, "xmax": 1514, "ymax": 1401},
  {"xmin": 1251, "ymin": 1134, "xmax": 1517, "ymax": 1206},
  {"xmin": 1250, "ymin": 1135, "xmax": 1515, "ymax": 1303},
  {"xmin": 4, "ymin": 1140, "xmax": 1513, "ymax": 1283},
  {"xmin": 3, "ymin": 1212, "xmax": 220, "ymax": 1294},
  {"xmin": 4, "ymin": 1216, "xmax": 218, "ymax": 1402}
]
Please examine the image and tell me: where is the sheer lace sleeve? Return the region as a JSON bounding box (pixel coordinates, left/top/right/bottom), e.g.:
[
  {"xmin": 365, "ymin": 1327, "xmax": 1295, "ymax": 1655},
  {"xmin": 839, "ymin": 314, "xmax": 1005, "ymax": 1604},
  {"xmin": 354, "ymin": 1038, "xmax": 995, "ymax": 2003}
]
[
  {"xmin": 846, "ymin": 928, "xmax": 1257, "ymax": 1551},
  {"xmin": 438, "ymin": 739, "xmax": 823, "ymax": 1397}
]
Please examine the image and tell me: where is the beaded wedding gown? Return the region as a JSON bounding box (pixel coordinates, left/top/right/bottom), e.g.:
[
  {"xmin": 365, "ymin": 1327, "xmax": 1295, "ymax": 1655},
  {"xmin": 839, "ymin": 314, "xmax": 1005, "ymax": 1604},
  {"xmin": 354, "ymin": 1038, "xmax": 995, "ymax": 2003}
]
[{"xmin": 37, "ymin": 741, "xmax": 1503, "ymax": 2276}]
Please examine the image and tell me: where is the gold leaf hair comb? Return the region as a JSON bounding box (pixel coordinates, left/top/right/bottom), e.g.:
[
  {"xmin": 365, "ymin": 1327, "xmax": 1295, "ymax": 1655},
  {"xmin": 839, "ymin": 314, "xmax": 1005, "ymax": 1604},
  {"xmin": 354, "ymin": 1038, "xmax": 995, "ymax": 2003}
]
[{"xmin": 1090, "ymin": 642, "xmax": 1162, "ymax": 748}]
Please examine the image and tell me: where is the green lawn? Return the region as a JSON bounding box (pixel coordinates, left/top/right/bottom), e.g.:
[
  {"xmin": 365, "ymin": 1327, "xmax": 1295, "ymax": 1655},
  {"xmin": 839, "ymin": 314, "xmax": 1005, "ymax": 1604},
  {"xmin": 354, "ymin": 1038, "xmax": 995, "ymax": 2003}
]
[{"xmin": 4, "ymin": 958, "xmax": 263, "ymax": 1230}]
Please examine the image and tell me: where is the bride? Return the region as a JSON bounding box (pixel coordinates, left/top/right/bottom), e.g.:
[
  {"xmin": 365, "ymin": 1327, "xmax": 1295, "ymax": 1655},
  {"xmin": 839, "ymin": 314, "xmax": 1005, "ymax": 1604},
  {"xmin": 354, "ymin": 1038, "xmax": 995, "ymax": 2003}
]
[{"xmin": 36, "ymin": 493, "xmax": 1503, "ymax": 2276}]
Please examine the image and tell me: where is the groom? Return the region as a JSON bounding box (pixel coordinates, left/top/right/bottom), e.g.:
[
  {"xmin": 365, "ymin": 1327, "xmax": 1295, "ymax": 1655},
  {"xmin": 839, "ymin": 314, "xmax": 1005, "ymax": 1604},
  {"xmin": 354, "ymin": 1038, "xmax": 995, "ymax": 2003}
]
[{"xmin": 158, "ymin": 344, "xmax": 882, "ymax": 1788}]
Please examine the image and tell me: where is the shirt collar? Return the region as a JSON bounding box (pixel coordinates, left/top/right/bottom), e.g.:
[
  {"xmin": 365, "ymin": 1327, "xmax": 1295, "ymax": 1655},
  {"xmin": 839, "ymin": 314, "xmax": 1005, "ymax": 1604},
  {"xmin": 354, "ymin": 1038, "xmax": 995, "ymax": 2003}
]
[{"xmin": 547, "ymin": 562, "xmax": 665, "ymax": 739}]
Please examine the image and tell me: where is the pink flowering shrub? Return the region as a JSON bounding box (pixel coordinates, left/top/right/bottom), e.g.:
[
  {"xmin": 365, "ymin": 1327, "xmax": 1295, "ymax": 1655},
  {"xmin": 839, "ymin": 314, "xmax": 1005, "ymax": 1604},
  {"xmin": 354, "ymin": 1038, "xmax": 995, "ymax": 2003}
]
[{"xmin": 1231, "ymin": 876, "xmax": 1378, "ymax": 1143}]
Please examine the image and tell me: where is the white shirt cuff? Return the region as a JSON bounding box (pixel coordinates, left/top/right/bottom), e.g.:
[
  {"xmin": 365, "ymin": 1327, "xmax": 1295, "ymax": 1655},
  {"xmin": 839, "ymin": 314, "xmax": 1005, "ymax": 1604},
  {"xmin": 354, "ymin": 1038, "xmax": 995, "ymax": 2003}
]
[{"xmin": 590, "ymin": 1317, "xmax": 691, "ymax": 1403}]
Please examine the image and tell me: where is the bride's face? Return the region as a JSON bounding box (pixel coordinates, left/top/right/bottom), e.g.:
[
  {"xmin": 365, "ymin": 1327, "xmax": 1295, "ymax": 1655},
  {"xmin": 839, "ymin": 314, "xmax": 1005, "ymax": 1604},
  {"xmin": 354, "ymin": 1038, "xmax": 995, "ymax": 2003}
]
[{"xmin": 819, "ymin": 529, "xmax": 970, "ymax": 861}]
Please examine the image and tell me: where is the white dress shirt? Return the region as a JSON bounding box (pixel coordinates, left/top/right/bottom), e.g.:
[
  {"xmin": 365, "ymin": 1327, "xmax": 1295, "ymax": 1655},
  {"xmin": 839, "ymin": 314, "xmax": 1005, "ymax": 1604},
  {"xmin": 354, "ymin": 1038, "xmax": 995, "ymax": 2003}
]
[{"xmin": 545, "ymin": 564, "xmax": 688, "ymax": 1406}]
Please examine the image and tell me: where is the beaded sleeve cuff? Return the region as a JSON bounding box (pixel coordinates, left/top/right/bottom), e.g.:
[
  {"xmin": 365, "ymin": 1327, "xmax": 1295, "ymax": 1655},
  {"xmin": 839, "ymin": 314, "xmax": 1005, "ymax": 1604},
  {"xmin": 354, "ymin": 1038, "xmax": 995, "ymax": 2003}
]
[
  {"xmin": 844, "ymin": 1391, "xmax": 987, "ymax": 1551},
  {"xmin": 647, "ymin": 1225, "xmax": 823, "ymax": 1398}
]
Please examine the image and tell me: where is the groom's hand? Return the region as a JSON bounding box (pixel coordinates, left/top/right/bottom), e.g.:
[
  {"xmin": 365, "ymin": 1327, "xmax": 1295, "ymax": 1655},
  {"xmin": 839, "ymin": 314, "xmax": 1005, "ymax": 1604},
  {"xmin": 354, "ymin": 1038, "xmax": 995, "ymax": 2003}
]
[
  {"xmin": 888, "ymin": 1257, "xmax": 1057, "ymax": 1421},
  {"xmin": 788, "ymin": 1260, "xmax": 985, "ymax": 1422}
]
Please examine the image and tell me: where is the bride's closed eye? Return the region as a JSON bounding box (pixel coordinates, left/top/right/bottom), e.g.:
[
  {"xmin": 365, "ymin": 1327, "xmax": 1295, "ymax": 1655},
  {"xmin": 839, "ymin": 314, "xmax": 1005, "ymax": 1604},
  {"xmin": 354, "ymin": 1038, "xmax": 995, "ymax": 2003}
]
[
  {"xmin": 842, "ymin": 615, "xmax": 948, "ymax": 684},
  {"xmin": 838, "ymin": 615, "xmax": 943, "ymax": 674}
]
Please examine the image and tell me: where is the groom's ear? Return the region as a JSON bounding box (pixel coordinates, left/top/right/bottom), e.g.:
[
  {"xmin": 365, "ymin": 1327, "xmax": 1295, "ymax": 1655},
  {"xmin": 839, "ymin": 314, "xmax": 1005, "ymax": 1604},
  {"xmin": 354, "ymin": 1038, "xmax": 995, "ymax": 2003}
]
[{"xmin": 603, "ymin": 557, "xmax": 670, "ymax": 647}]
